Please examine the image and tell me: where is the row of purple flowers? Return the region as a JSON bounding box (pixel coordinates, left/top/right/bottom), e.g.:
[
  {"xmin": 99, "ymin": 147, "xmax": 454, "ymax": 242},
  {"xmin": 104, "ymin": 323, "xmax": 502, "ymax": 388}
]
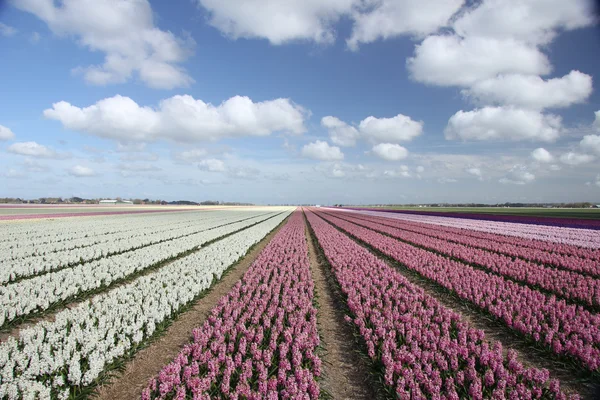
[
  {"xmin": 347, "ymin": 207, "xmax": 600, "ymax": 230},
  {"xmin": 348, "ymin": 210, "xmax": 600, "ymax": 271},
  {"xmin": 329, "ymin": 211, "xmax": 600, "ymax": 308},
  {"xmin": 143, "ymin": 211, "xmax": 321, "ymax": 399},
  {"xmin": 315, "ymin": 209, "xmax": 600, "ymax": 373},
  {"xmin": 306, "ymin": 208, "xmax": 574, "ymax": 399}
]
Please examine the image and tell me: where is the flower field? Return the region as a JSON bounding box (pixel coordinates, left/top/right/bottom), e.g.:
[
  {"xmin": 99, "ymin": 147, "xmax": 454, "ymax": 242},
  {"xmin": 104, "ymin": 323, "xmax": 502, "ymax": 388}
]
[{"xmin": 0, "ymin": 205, "xmax": 598, "ymax": 399}]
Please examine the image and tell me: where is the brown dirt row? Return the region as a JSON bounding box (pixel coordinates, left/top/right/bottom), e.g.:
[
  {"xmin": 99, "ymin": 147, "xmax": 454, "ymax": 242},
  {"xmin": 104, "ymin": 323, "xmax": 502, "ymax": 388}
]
[
  {"xmin": 304, "ymin": 222, "xmax": 375, "ymax": 400},
  {"xmin": 312, "ymin": 210, "xmax": 596, "ymax": 399},
  {"xmin": 93, "ymin": 215, "xmax": 290, "ymax": 400}
]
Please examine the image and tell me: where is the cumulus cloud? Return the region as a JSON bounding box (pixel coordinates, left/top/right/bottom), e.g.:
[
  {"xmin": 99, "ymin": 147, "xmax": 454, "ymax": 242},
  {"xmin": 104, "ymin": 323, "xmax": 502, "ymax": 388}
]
[
  {"xmin": 198, "ymin": 158, "xmax": 227, "ymax": 172},
  {"xmin": 347, "ymin": 0, "xmax": 464, "ymax": 50},
  {"xmin": 594, "ymin": 111, "xmax": 600, "ymax": 131},
  {"xmin": 445, "ymin": 107, "xmax": 561, "ymax": 142},
  {"xmin": 68, "ymin": 165, "xmax": 96, "ymax": 177},
  {"xmin": 372, "ymin": 143, "xmax": 409, "ymax": 161},
  {"xmin": 559, "ymin": 152, "xmax": 595, "ymax": 166},
  {"xmin": 7, "ymin": 141, "xmax": 68, "ymax": 158},
  {"xmin": 499, "ymin": 165, "xmax": 535, "ymax": 185},
  {"xmin": 531, "ymin": 148, "xmax": 553, "ymax": 163},
  {"xmin": 0, "ymin": 22, "xmax": 17, "ymax": 37},
  {"xmin": 15, "ymin": 0, "xmax": 194, "ymax": 89},
  {"xmin": 407, "ymin": 35, "xmax": 551, "ymax": 87},
  {"xmin": 197, "ymin": 0, "xmax": 354, "ymax": 45},
  {"xmin": 359, "ymin": 114, "xmax": 423, "ymax": 143},
  {"xmin": 44, "ymin": 94, "xmax": 307, "ymax": 143},
  {"xmin": 0, "ymin": 125, "xmax": 16, "ymax": 140},
  {"xmin": 580, "ymin": 135, "xmax": 600, "ymax": 156},
  {"xmin": 301, "ymin": 140, "xmax": 344, "ymax": 161},
  {"xmin": 322, "ymin": 116, "xmax": 360, "ymax": 147},
  {"xmin": 463, "ymin": 71, "xmax": 592, "ymax": 109},
  {"xmin": 453, "ymin": 0, "xmax": 594, "ymax": 46},
  {"xmin": 322, "ymin": 113, "xmax": 423, "ymax": 147}
]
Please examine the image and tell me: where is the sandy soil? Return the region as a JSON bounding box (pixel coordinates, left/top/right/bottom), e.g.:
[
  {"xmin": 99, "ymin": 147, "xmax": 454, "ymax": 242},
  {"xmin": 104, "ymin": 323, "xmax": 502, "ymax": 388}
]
[{"xmin": 305, "ymin": 220, "xmax": 375, "ymax": 400}]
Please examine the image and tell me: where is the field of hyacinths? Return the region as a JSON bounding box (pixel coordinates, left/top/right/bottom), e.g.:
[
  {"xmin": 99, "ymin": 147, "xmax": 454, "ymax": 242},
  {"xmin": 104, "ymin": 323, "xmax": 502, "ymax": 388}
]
[{"xmin": 0, "ymin": 204, "xmax": 598, "ymax": 399}]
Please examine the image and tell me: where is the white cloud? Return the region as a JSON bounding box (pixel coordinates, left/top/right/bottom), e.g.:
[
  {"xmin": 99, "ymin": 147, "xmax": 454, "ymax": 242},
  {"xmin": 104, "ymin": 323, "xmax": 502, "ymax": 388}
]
[
  {"xmin": 0, "ymin": 125, "xmax": 16, "ymax": 140},
  {"xmin": 384, "ymin": 165, "xmax": 411, "ymax": 178},
  {"xmin": 44, "ymin": 94, "xmax": 307, "ymax": 143},
  {"xmin": 0, "ymin": 22, "xmax": 17, "ymax": 37},
  {"xmin": 438, "ymin": 177, "xmax": 457, "ymax": 183},
  {"xmin": 301, "ymin": 140, "xmax": 344, "ymax": 161},
  {"xmin": 119, "ymin": 152, "xmax": 159, "ymax": 162},
  {"xmin": 416, "ymin": 165, "xmax": 425, "ymax": 173},
  {"xmin": 453, "ymin": 0, "xmax": 594, "ymax": 46},
  {"xmin": 531, "ymin": 148, "xmax": 553, "ymax": 163},
  {"xmin": 68, "ymin": 165, "xmax": 96, "ymax": 177},
  {"xmin": 465, "ymin": 167, "xmax": 483, "ymax": 180},
  {"xmin": 580, "ymin": 135, "xmax": 600, "ymax": 156},
  {"xmin": 321, "ymin": 113, "xmax": 423, "ymax": 147},
  {"xmin": 589, "ymin": 174, "xmax": 600, "ymax": 187},
  {"xmin": 445, "ymin": 107, "xmax": 561, "ymax": 142},
  {"xmin": 7, "ymin": 141, "xmax": 67, "ymax": 158},
  {"xmin": 118, "ymin": 163, "xmax": 160, "ymax": 172},
  {"xmin": 463, "ymin": 71, "xmax": 593, "ymax": 109},
  {"xmin": 347, "ymin": 0, "xmax": 464, "ymax": 50},
  {"xmin": 594, "ymin": 111, "xmax": 600, "ymax": 131},
  {"xmin": 372, "ymin": 143, "xmax": 409, "ymax": 161},
  {"xmin": 197, "ymin": 0, "xmax": 355, "ymax": 45},
  {"xmin": 407, "ymin": 35, "xmax": 551, "ymax": 87},
  {"xmin": 174, "ymin": 148, "xmax": 208, "ymax": 162},
  {"xmin": 359, "ymin": 114, "xmax": 423, "ymax": 143},
  {"xmin": 15, "ymin": 0, "xmax": 194, "ymax": 89},
  {"xmin": 4, "ymin": 168, "xmax": 26, "ymax": 179},
  {"xmin": 322, "ymin": 116, "xmax": 360, "ymax": 147},
  {"xmin": 559, "ymin": 152, "xmax": 595, "ymax": 166},
  {"xmin": 198, "ymin": 158, "xmax": 227, "ymax": 172},
  {"xmin": 499, "ymin": 165, "xmax": 535, "ymax": 185},
  {"xmin": 228, "ymin": 167, "xmax": 261, "ymax": 180},
  {"xmin": 331, "ymin": 164, "xmax": 345, "ymax": 178}
]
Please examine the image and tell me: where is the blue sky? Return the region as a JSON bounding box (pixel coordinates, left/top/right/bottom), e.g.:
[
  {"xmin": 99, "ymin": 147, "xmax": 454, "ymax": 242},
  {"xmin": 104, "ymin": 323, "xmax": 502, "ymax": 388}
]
[{"xmin": 0, "ymin": 0, "xmax": 599, "ymax": 204}]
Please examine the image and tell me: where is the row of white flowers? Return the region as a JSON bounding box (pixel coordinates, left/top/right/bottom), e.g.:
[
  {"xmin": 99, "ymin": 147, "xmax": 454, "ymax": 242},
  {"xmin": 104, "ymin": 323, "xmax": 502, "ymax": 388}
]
[
  {"xmin": 0, "ymin": 208, "xmax": 292, "ymax": 399},
  {"xmin": 0, "ymin": 210, "xmax": 281, "ymax": 327},
  {"xmin": 0, "ymin": 210, "xmax": 248, "ymax": 261},
  {"xmin": 0, "ymin": 210, "xmax": 272, "ymax": 284},
  {"xmin": 0, "ymin": 210, "xmax": 199, "ymax": 246}
]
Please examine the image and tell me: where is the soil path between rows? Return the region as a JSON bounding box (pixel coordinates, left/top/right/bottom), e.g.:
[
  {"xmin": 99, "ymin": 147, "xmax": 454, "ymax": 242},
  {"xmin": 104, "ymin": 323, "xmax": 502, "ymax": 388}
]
[
  {"xmin": 93, "ymin": 215, "xmax": 289, "ymax": 400},
  {"xmin": 304, "ymin": 219, "xmax": 375, "ymax": 399}
]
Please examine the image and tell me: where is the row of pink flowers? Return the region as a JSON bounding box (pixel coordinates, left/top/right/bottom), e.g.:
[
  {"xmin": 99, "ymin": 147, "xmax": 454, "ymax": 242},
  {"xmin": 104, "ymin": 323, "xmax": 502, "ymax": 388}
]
[
  {"xmin": 143, "ymin": 211, "xmax": 321, "ymax": 399},
  {"xmin": 345, "ymin": 209, "xmax": 600, "ymax": 249},
  {"xmin": 347, "ymin": 211, "xmax": 600, "ymax": 275},
  {"xmin": 329, "ymin": 211, "xmax": 600, "ymax": 308},
  {"xmin": 315, "ymin": 209, "xmax": 600, "ymax": 372},
  {"xmin": 305, "ymin": 209, "xmax": 575, "ymax": 399}
]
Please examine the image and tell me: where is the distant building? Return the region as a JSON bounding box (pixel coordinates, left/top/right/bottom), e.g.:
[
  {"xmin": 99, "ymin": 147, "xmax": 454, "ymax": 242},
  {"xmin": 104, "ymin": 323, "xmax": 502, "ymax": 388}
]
[{"xmin": 99, "ymin": 199, "xmax": 133, "ymax": 205}]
